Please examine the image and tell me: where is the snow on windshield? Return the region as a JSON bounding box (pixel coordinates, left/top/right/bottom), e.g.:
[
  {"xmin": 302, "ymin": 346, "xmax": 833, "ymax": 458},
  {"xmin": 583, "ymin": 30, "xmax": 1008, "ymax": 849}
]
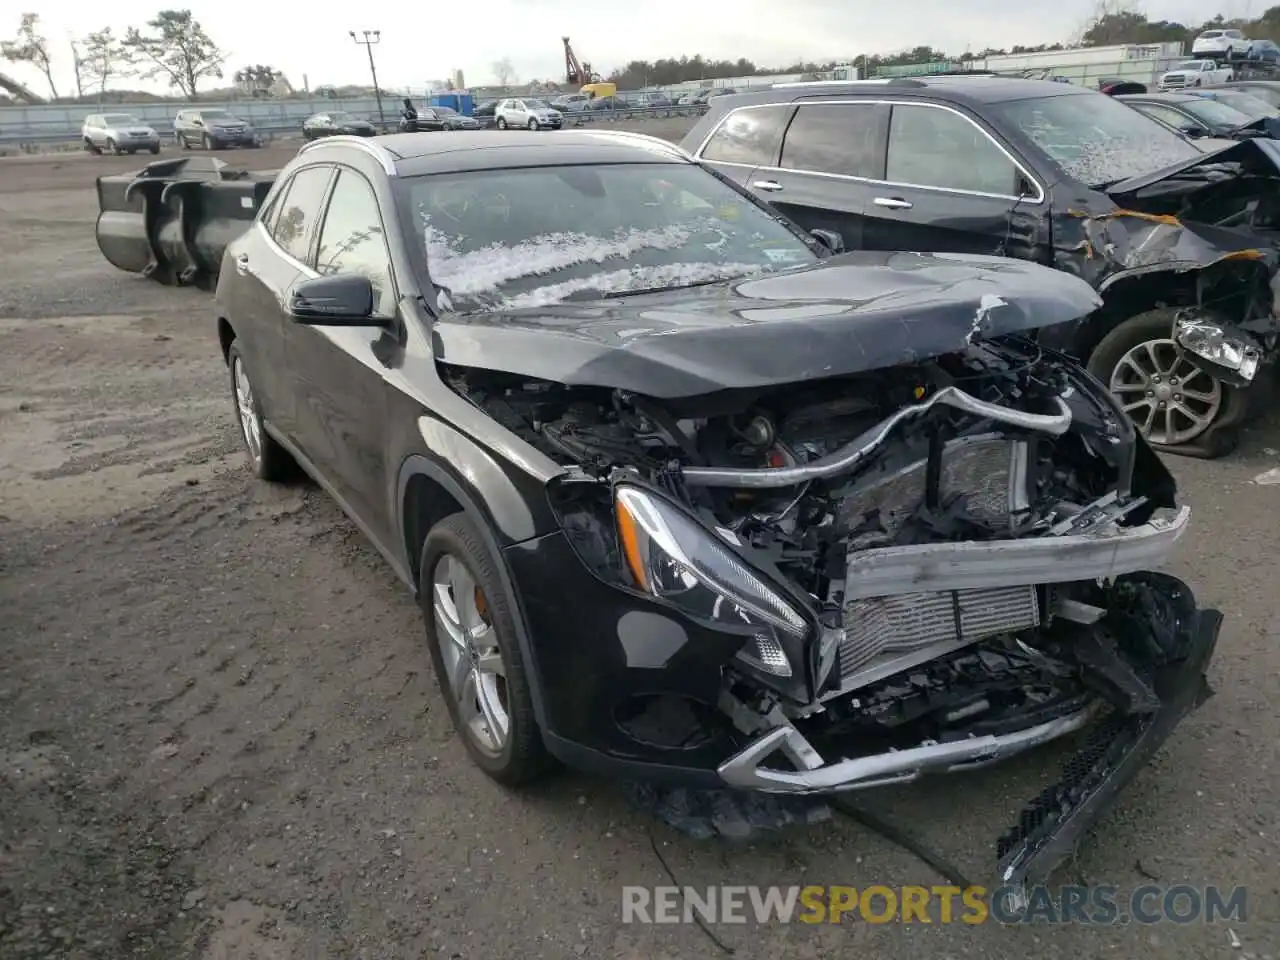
[
  {"xmin": 995, "ymin": 94, "xmax": 1200, "ymax": 186},
  {"xmin": 412, "ymin": 163, "xmax": 816, "ymax": 309},
  {"xmin": 421, "ymin": 218, "xmax": 778, "ymax": 308}
]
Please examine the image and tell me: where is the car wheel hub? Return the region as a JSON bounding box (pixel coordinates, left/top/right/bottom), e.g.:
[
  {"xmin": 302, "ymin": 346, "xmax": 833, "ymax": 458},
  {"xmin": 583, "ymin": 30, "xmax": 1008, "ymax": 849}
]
[
  {"xmin": 432, "ymin": 554, "xmax": 509, "ymax": 755},
  {"xmin": 232, "ymin": 357, "xmax": 262, "ymax": 460},
  {"xmin": 1109, "ymin": 337, "xmax": 1222, "ymax": 445}
]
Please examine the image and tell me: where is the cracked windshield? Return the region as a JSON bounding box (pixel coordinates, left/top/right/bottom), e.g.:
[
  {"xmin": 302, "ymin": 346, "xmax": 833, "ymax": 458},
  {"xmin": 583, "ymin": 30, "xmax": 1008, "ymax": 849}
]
[{"xmin": 412, "ymin": 162, "xmax": 817, "ymax": 309}]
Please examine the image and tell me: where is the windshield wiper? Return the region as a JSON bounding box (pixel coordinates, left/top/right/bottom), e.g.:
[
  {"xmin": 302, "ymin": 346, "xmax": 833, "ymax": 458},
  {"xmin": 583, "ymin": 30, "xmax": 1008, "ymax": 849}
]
[{"xmin": 600, "ymin": 276, "xmax": 735, "ymax": 300}]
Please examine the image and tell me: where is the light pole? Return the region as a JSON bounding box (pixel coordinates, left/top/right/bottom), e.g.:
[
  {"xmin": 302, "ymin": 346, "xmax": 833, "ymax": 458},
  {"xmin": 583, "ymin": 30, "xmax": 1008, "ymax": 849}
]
[{"xmin": 349, "ymin": 30, "xmax": 385, "ymax": 129}]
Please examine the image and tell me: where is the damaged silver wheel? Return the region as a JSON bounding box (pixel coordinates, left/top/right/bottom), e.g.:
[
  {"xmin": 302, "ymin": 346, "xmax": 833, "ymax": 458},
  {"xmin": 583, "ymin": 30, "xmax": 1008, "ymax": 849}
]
[
  {"xmin": 1109, "ymin": 338, "xmax": 1222, "ymax": 446},
  {"xmin": 432, "ymin": 554, "xmax": 510, "ymax": 755}
]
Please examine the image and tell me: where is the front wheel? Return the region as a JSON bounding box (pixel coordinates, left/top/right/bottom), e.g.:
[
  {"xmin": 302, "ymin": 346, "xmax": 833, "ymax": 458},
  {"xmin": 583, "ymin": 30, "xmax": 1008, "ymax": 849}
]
[
  {"xmin": 227, "ymin": 343, "xmax": 294, "ymax": 481},
  {"xmin": 202, "ymin": 133, "xmax": 215, "ymax": 150},
  {"xmin": 83, "ymin": 138, "xmax": 102, "ymax": 155},
  {"xmin": 105, "ymin": 137, "xmax": 119, "ymax": 155},
  {"xmin": 1087, "ymin": 308, "xmax": 1241, "ymax": 454},
  {"xmin": 495, "ymin": 116, "xmax": 508, "ymax": 130},
  {"xmin": 149, "ymin": 144, "xmax": 160, "ymax": 155},
  {"xmin": 419, "ymin": 513, "xmax": 552, "ymax": 786},
  {"xmin": 527, "ymin": 118, "xmax": 539, "ymax": 130}
]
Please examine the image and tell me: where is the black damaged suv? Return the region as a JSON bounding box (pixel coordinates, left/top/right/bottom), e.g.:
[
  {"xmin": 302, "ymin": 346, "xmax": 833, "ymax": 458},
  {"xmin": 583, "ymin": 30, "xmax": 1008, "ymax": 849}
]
[
  {"xmin": 682, "ymin": 77, "xmax": 1280, "ymax": 457},
  {"xmin": 199, "ymin": 130, "xmax": 1221, "ymax": 893}
]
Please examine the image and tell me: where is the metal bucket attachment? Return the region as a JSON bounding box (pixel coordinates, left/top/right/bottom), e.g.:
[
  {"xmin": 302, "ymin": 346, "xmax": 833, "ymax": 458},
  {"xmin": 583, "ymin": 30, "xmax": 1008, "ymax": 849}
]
[{"xmin": 95, "ymin": 156, "xmax": 278, "ymax": 289}]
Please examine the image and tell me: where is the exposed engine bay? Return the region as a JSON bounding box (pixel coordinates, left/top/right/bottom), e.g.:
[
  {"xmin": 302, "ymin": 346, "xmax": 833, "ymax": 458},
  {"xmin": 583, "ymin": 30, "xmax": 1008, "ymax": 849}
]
[{"xmin": 441, "ymin": 335, "xmax": 1215, "ymax": 889}]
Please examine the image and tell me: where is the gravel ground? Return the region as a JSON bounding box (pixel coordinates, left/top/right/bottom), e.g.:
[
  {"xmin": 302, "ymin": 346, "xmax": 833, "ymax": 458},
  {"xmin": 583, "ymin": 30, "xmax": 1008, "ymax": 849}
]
[{"xmin": 1, "ymin": 129, "xmax": 1279, "ymax": 960}]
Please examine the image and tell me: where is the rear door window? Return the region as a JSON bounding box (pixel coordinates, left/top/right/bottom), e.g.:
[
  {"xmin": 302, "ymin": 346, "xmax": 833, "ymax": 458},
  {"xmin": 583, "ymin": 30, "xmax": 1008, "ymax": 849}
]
[
  {"xmin": 269, "ymin": 166, "xmax": 334, "ymax": 265},
  {"xmin": 779, "ymin": 102, "xmax": 887, "ymax": 179},
  {"xmin": 886, "ymin": 104, "xmax": 1019, "ymax": 197},
  {"xmin": 699, "ymin": 105, "xmax": 793, "ymax": 166}
]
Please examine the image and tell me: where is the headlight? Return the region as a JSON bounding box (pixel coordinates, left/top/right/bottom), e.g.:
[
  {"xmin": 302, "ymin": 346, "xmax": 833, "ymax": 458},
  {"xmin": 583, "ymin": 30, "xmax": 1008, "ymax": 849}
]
[
  {"xmin": 614, "ymin": 485, "xmax": 807, "ymax": 677},
  {"xmin": 1174, "ymin": 316, "xmax": 1262, "ymax": 385}
]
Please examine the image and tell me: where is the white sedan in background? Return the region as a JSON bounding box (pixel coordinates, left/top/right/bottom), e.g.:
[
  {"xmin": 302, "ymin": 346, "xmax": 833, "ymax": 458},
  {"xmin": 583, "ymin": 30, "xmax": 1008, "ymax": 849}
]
[{"xmin": 494, "ymin": 98, "xmax": 563, "ymax": 130}]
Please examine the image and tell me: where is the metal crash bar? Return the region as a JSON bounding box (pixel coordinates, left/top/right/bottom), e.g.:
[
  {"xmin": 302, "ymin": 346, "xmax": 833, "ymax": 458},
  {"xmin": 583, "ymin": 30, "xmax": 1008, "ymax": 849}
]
[{"xmin": 681, "ymin": 385, "xmax": 1073, "ymax": 488}]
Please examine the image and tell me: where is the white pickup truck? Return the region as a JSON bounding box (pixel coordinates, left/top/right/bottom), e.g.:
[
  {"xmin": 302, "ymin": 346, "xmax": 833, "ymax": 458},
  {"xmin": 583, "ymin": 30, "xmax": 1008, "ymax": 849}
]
[{"xmin": 1158, "ymin": 59, "xmax": 1234, "ymax": 90}]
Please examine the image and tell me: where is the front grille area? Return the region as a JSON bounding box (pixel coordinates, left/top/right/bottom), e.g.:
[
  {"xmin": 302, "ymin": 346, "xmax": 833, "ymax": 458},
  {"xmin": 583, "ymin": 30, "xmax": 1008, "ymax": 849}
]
[
  {"xmin": 840, "ymin": 585, "xmax": 1041, "ymax": 682},
  {"xmin": 838, "ymin": 433, "xmax": 1027, "ymax": 551}
]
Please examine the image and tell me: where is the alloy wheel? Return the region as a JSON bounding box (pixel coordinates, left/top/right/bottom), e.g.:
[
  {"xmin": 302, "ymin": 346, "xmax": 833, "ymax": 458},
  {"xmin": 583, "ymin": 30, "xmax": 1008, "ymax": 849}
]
[
  {"xmin": 1109, "ymin": 337, "xmax": 1222, "ymax": 445},
  {"xmin": 232, "ymin": 355, "xmax": 262, "ymax": 462},
  {"xmin": 432, "ymin": 554, "xmax": 509, "ymax": 755}
]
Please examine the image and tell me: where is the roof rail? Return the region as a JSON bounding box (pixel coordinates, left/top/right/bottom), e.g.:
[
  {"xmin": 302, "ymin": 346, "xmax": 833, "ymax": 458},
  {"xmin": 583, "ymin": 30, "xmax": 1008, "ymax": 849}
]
[
  {"xmin": 297, "ymin": 134, "xmax": 397, "ymax": 176},
  {"xmin": 772, "ymin": 78, "xmax": 929, "ymax": 89}
]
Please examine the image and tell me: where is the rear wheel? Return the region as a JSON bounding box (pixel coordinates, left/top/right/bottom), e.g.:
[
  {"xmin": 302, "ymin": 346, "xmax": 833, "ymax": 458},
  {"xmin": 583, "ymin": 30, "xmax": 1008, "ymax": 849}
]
[
  {"xmin": 419, "ymin": 513, "xmax": 552, "ymax": 786},
  {"xmin": 227, "ymin": 343, "xmax": 294, "ymax": 482}
]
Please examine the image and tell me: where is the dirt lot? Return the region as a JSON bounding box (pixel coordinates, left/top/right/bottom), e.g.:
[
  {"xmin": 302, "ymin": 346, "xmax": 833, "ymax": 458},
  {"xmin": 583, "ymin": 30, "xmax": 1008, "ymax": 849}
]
[{"xmin": 1, "ymin": 130, "xmax": 1279, "ymax": 960}]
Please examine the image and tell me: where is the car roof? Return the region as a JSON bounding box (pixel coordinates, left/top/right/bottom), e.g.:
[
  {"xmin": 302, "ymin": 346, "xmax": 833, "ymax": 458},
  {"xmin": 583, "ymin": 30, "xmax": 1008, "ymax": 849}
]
[
  {"xmin": 711, "ymin": 75, "xmax": 1094, "ymax": 110},
  {"xmin": 374, "ymin": 130, "xmax": 694, "ymax": 176}
]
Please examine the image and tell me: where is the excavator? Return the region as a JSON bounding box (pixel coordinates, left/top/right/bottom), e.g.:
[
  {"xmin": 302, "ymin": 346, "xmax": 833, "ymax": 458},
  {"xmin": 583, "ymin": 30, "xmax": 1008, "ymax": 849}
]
[{"xmin": 562, "ymin": 37, "xmax": 614, "ymax": 99}]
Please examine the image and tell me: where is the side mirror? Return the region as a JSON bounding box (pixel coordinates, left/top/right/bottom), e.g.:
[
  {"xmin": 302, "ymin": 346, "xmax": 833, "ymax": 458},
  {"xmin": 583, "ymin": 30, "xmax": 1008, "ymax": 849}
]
[
  {"xmin": 1178, "ymin": 123, "xmax": 1209, "ymax": 138},
  {"xmin": 289, "ymin": 274, "xmax": 381, "ymax": 326},
  {"xmin": 809, "ymin": 229, "xmax": 845, "ymax": 254}
]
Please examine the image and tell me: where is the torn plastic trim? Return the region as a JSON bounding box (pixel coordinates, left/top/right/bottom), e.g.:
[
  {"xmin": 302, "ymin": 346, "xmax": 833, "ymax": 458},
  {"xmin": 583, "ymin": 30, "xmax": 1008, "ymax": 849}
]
[
  {"xmin": 717, "ymin": 703, "xmax": 1098, "ymax": 794},
  {"xmin": 680, "ymin": 386, "xmax": 1073, "ymax": 489},
  {"xmin": 841, "ymin": 505, "xmax": 1191, "ymax": 602},
  {"xmin": 1174, "ymin": 316, "xmax": 1263, "ymax": 386},
  {"xmin": 997, "ymin": 605, "xmax": 1221, "ymax": 899}
]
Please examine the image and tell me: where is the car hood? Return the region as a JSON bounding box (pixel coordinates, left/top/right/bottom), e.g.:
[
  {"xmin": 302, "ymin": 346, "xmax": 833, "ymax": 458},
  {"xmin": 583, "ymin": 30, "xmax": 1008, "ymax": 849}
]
[
  {"xmin": 431, "ymin": 252, "xmax": 1102, "ymax": 398},
  {"xmin": 1105, "ymin": 136, "xmax": 1280, "ymax": 195}
]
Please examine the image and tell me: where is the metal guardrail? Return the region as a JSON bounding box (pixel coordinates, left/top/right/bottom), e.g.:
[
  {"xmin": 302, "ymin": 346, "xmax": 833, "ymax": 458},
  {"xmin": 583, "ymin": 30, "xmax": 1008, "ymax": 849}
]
[{"xmin": 0, "ymin": 96, "xmax": 710, "ymax": 147}]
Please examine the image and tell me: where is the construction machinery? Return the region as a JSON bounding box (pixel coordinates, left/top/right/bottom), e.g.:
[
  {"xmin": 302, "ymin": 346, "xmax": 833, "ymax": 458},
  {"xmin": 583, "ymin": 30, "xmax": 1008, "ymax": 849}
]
[{"xmin": 562, "ymin": 37, "xmax": 602, "ymax": 88}]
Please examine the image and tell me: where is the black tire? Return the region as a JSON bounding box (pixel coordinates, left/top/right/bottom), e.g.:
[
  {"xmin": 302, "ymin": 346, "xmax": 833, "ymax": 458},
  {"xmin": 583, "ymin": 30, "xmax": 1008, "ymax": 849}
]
[
  {"xmin": 202, "ymin": 132, "xmax": 215, "ymax": 150},
  {"xmin": 83, "ymin": 138, "xmax": 102, "ymax": 155},
  {"xmin": 496, "ymin": 116, "xmax": 508, "ymax": 130},
  {"xmin": 527, "ymin": 118, "xmax": 539, "ymax": 130},
  {"xmin": 179, "ymin": 135, "xmax": 189, "ymax": 150},
  {"xmin": 226, "ymin": 342, "xmax": 294, "ymax": 482},
  {"xmin": 1087, "ymin": 308, "xmax": 1244, "ymax": 453},
  {"xmin": 149, "ymin": 144, "xmax": 160, "ymax": 155},
  {"xmin": 105, "ymin": 137, "xmax": 119, "ymax": 155},
  {"xmin": 419, "ymin": 513, "xmax": 553, "ymax": 786}
]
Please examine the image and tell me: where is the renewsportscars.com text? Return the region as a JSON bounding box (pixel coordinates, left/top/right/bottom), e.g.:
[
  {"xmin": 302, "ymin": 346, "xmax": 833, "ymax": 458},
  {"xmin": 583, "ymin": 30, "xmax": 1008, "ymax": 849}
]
[{"xmin": 621, "ymin": 884, "xmax": 1247, "ymax": 925}]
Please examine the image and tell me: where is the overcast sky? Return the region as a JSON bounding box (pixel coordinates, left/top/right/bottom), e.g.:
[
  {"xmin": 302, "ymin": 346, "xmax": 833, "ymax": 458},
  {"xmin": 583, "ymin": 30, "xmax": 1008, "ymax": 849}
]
[{"xmin": 5, "ymin": 0, "xmax": 1254, "ymax": 95}]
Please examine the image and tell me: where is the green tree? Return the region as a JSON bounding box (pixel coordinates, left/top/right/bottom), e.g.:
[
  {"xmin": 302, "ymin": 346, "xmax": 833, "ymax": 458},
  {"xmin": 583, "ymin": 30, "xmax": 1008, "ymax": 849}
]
[
  {"xmin": 79, "ymin": 28, "xmax": 132, "ymax": 99},
  {"xmin": 124, "ymin": 9, "xmax": 225, "ymax": 99},
  {"xmin": 1, "ymin": 13, "xmax": 57, "ymax": 99}
]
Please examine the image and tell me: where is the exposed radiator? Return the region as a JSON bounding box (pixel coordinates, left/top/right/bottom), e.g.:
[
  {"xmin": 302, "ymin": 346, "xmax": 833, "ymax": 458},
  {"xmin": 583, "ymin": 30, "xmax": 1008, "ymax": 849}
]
[
  {"xmin": 838, "ymin": 433, "xmax": 1028, "ymax": 551},
  {"xmin": 839, "ymin": 584, "xmax": 1042, "ymax": 685}
]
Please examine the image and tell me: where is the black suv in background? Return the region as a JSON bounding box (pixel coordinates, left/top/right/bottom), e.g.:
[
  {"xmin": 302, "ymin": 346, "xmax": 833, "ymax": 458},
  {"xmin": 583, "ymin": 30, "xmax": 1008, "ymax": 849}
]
[
  {"xmin": 681, "ymin": 77, "xmax": 1280, "ymax": 457},
  {"xmin": 174, "ymin": 108, "xmax": 259, "ymax": 150}
]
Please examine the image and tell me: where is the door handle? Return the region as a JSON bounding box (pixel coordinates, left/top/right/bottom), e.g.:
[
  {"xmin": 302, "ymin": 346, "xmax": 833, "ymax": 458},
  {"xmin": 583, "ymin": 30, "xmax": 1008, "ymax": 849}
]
[
  {"xmin": 235, "ymin": 253, "xmax": 250, "ymax": 276},
  {"xmin": 873, "ymin": 196, "xmax": 913, "ymax": 210},
  {"xmin": 752, "ymin": 180, "xmax": 784, "ymax": 192}
]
